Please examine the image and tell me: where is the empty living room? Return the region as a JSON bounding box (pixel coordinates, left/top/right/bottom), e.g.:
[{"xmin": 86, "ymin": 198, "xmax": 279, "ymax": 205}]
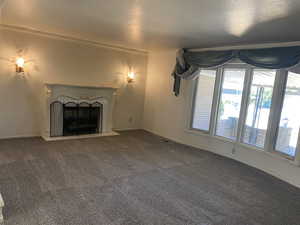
[{"xmin": 1, "ymin": 0, "xmax": 300, "ymax": 224}]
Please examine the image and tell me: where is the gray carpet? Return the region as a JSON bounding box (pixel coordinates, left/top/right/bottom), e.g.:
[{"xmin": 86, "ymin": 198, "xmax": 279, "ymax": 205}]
[{"xmin": 0, "ymin": 130, "xmax": 299, "ymax": 225}]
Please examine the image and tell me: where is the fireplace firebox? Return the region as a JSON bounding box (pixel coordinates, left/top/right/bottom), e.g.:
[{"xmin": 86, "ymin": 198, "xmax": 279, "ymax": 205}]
[
  {"xmin": 50, "ymin": 101, "xmax": 103, "ymax": 137},
  {"xmin": 63, "ymin": 102, "xmax": 102, "ymax": 136}
]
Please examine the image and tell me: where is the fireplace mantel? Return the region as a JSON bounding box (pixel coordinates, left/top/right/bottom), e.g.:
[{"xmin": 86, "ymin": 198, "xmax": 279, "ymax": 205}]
[{"xmin": 45, "ymin": 83, "xmax": 119, "ymax": 90}]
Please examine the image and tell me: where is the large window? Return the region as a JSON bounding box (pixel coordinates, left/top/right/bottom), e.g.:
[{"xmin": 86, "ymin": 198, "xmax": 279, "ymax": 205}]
[
  {"xmin": 275, "ymin": 72, "xmax": 300, "ymax": 157},
  {"xmin": 242, "ymin": 69, "xmax": 276, "ymax": 148},
  {"xmin": 216, "ymin": 68, "xmax": 245, "ymax": 140},
  {"xmin": 191, "ymin": 70, "xmax": 217, "ymax": 131},
  {"xmin": 190, "ymin": 63, "xmax": 300, "ymax": 161}
]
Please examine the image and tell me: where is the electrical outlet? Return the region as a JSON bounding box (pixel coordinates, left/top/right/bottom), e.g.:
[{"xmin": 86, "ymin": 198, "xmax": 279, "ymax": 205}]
[
  {"xmin": 129, "ymin": 117, "xmax": 133, "ymax": 123},
  {"xmin": 232, "ymin": 147, "xmax": 236, "ymax": 154}
]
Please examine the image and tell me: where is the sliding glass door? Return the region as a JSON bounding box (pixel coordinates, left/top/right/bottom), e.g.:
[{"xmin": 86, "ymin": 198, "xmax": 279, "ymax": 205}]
[
  {"xmin": 215, "ymin": 68, "xmax": 245, "ymax": 140},
  {"xmin": 242, "ymin": 69, "xmax": 276, "ymax": 148}
]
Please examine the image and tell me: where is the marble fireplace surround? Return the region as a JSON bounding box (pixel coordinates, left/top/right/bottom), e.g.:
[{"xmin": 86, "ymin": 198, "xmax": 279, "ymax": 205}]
[{"xmin": 43, "ymin": 83, "xmax": 119, "ymax": 141}]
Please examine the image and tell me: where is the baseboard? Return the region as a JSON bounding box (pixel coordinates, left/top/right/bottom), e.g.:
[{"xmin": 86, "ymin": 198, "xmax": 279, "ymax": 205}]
[
  {"xmin": 113, "ymin": 128, "xmax": 141, "ymax": 131},
  {"xmin": 0, "ymin": 134, "xmax": 40, "ymax": 140},
  {"xmin": 42, "ymin": 131, "xmax": 119, "ymax": 141}
]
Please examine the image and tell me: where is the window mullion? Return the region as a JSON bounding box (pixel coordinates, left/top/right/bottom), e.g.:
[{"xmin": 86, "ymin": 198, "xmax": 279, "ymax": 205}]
[
  {"xmin": 237, "ymin": 67, "xmax": 253, "ymax": 144},
  {"xmin": 294, "ymin": 129, "xmax": 300, "ymax": 165},
  {"xmin": 265, "ymin": 69, "xmax": 287, "ymax": 152},
  {"xmin": 210, "ymin": 67, "xmax": 223, "ymax": 136},
  {"xmin": 189, "ymin": 77, "xmax": 199, "ymax": 130}
]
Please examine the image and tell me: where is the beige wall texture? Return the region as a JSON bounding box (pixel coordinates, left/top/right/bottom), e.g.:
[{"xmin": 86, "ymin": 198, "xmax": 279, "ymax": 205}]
[
  {"xmin": 143, "ymin": 50, "xmax": 300, "ymax": 188},
  {"xmin": 0, "ymin": 28, "xmax": 148, "ymax": 138}
]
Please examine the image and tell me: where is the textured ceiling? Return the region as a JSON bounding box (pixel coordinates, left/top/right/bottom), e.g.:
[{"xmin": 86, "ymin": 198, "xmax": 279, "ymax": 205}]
[{"xmin": 2, "ymin": 0, "xmax": 300, "ymax": 51}]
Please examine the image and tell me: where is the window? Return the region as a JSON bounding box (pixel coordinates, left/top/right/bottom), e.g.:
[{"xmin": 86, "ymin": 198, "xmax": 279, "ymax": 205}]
[
  {"xmin": 216, "ymin": 68, "xmax": 245, "ymax": 140},
  {"xmin": 190, "ymin": 63, "xmax": 300, "ymax": 162},
  {"xmin": 191, "ymin": 70, "xmax": 217, "ymax": 131},
  {"xmin": 275, "ymin": 72, "xmax": 300, "ymax": 157},
  {"xmin": 243, "ymin": 69, "xmax": 276, "ymax": 148}
]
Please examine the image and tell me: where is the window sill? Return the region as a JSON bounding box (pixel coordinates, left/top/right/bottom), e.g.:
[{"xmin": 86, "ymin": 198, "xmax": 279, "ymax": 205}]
[
  {"xmin": 213, "ymin": 135, "xmax": 236, "ymax": 144},
  {"xmin": 185, "ymin": 128, "xmax": 210, "ymax": 137},
  {"xmin": 237, "ymin": 142, "xmax": 297, "ymax": 165},
  {"xmin": 185, "ymin": 128, "xmax": 237, "ymax": 144},
  {"xmin": 185, "ymin": 128, "xmax": 300, "ymax": 167}
]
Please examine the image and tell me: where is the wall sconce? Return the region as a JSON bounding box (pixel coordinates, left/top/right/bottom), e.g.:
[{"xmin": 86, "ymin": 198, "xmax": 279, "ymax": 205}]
[
  {"xmin": 16, "ymin": 57, "xmax": 25, "ymax": 73},
  {"xmin": 127, "ymin": 71, "xmax": 135, "ymax": 83}
]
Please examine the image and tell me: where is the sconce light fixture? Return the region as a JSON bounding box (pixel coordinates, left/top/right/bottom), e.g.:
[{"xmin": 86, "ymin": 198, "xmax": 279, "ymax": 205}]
[
  {"xmin": 16, "ymin": 57, "xmax": 25, "ymax": 73},
  {"xmin": 127, "ymin": 71, "xmax": 135, "ymax": 83}
]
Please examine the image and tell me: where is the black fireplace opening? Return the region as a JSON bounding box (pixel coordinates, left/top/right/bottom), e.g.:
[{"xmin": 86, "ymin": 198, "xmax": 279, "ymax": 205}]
[{"xmin": 63, "ymin": 102, "xmax": 102, "ymax": 136}]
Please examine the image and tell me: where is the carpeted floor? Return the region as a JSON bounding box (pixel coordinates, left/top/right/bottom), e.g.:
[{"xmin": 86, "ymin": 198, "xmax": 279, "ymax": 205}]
[{"xmin": 0, "ymin": 130, "xmax": 299, "ymax": 225}]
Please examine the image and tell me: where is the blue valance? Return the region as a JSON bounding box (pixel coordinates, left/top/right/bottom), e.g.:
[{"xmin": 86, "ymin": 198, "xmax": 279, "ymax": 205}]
[{"xmin": 172, "ymin": 46, "xmax": 300, "ymax": 96}]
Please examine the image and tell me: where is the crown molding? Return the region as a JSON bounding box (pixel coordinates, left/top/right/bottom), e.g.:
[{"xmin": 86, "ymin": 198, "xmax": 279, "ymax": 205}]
[
  {"xmin": 189, "ymin": 41, "xmax": 300, "ymax": 52},
  {"xmin": 0, "ymin": 23, "xmax": 148, "ymax": 55}
]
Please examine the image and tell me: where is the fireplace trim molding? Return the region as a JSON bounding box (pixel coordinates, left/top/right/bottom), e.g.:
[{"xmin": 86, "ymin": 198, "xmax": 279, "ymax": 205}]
[
  {"xmin": 50, "ymin": 95, "xmax": 108, "ymax": 104},
  {"xmin": 42, "ymin": 83, "xmax": 119, "ymax": 141}
]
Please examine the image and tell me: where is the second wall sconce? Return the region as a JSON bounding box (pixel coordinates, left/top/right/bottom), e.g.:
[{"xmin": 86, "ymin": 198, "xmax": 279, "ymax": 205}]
[
  {"xmin": 16, "ymin": 57, "xmax": 25, "ymax": 73},
  {"xmin": 127, "ymin": 71, "xmax": 135, "ymax": 83}
]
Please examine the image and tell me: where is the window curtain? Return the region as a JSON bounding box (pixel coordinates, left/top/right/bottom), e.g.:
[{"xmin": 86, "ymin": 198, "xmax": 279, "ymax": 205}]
[{"xmin": 172, "ymin": 46, "xmax": 300, "ymax": 96}]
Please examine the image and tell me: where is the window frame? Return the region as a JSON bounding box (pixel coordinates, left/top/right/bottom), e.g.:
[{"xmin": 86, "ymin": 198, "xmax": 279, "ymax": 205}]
[
  {"xmin": 190, "ymin": 68, "xmax": 218, "ymax": 134},
  {"xmin": 189, "ymin": 63, "xmax": 300, "ymax": 163},
  {"xmin": 213, "ymin": 64, "xmax": 251, "ymax": 141},
  {"xmin": 270, "ymin": 70, "xmax": 300, "ymax": 160},
  {"xmin": 240, "ymin": 68, "xmax": 278, "ymax": 150}
]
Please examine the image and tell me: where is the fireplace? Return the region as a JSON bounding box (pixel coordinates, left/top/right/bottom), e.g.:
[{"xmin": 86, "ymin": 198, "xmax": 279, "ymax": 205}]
[
  {"xmin": 63, "ymin": 102, "xmax": 102, "ymax": 136},
  {"xmin": 44, "ymin": 83, "xmax": 118, "ymax": 140}
]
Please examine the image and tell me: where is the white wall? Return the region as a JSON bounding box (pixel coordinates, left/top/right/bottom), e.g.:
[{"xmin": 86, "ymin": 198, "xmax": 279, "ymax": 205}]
[
  {"xmin": 143, "ymin": 50, "xmax": 300, "ymax": 188},
  {"xmin": 2, "ymin": 27, "xmax": 300, "ymax": 188},
  {"xmin": 0, "ymin": 28, "xmax": 148, "ymax": 138}
]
